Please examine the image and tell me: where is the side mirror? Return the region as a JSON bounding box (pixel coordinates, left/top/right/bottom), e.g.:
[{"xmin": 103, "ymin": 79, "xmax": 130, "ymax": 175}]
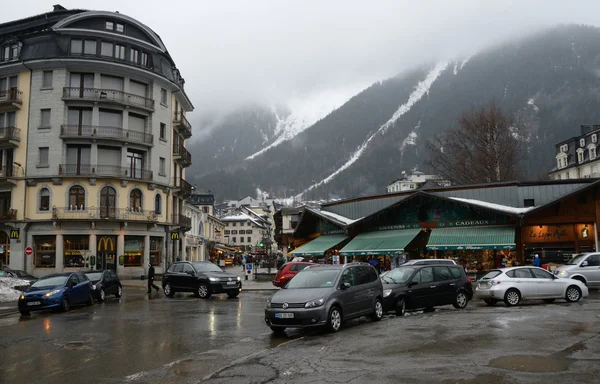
[
  {"xmin": 186, "ymin": 271, "xmax": 195, "ymax": 276},
  {"xmin": 409, "ymin": 281, "xmax": 418, "ymax": 287},
  {"xmin": 581, "ymin": 261, "xmax": 589, "ymax": 267},
  {"xmin": 341, "ymin": 282, "xmax": 351, "ymax": 290}
]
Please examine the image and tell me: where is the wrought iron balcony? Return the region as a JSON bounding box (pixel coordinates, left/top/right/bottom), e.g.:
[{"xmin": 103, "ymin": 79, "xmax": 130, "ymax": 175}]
[
  {"xmin": 62, "ymin": 87, "xmax": 155, "ymax": 111},
  {"xmin": 172, "ymin": 143, "xmax": 192, "ymax": 167},
  {"xmin": 0, "ymin": 126, "xmax": 20, "ymax": 144},
  {"xmin": 52, "ymin": 206, "xmax": 158, "ymax": 222},
  {"xmin": 173, "ymin": 112, "xmax": 192, "ymax": 139},
  {"xmin": 172, "ymin": 213, "xmax": 192, "ymax": 229},
  {"xmin": 0, "ymin": 165, "xmax": 24, "ymax": 179},
  {"xmin": 58, "ymin": 164, "xmax": 153, "ymax": 181},
  {"xmin": 172, "ymin": 177, "xmax": 193, "ymax": 195},
  {"xmin": 0, "ymin": 88, "xmax": 23, "ymax": 110},
  {"xmin": 60, "ymin": 125, "xmax": 153, "ymax": 145},
  {"xmin": 0, "ymin": 209, "xmax": 17, "ymax": 221}
]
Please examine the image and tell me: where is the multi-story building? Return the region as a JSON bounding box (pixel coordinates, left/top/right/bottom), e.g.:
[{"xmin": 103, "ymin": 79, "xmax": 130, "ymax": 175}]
[
  {"xmin": 549, "ymin": 124, "xmax": 600, "ymax": 180},
  {"xmin": 0, "ymin": 5, "xmax": 194, "ymax": 277},
  {"xmin": 221, "ymin": 211, "xmax": 270, "ymax": 252},
  {"xmin": 274, "ymin": 207, "xmax": 303, "ymax": 257},
  {"xmin": 185, "ymin": 191, "xmax": 225, "ymax": 261},
  {"xmin": 386, "ymin": 171, "xmax": 449, "ymax": 193}
]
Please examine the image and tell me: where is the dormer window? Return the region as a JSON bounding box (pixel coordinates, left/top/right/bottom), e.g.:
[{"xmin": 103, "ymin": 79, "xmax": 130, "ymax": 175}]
[
  {"xmin": 590, "ymin": 146, "xmax": 597, "ymax": 161},
  {"xmin": 105, "ymin": 21, "xmax": 114, "ymax": 31},
  {"xmin": 577, "ymin": 149, "xmax": 585, "ymax": 164},
  {"xmin": 560, "ymin": 144, "xmax": 568, "ymax": 153},
  {"xmin": 1, "ymin": 43, "xmax": 19, "ymax": 62},
  {"xmin": 116, "ymin": 24, "xmax": 124, "ymax": 33},
  {"xmin": 593, "ymin": 134, "xmax": 598, "ymax": 144},
  {"xmin": 580, "ymin": 138, "xmax": 586, "ymax": 147}
]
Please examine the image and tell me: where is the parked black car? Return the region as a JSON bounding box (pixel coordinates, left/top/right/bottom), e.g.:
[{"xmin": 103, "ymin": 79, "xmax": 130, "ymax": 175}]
[
  {"xmin": 162, "ymin": 261, "xmax": 242, "ymax": 299},
  {"xmin": 84, "ymin": 270, "xmax": 122, "ymax": 302},
  {"xmin": 381, "ymin": 264, "xmax": 473, "ymax": 315},
  {"xmin": 2, "ymin": 268, "xmax": 38, "ymax": 284}
]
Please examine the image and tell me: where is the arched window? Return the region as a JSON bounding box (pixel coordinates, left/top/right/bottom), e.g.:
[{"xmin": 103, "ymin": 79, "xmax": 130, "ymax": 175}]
[
  {"xmin": 129, "ymin": 189, "xmax": 142, "ymax": 212},
  {"xmin": 100, "ymin": 186, "xmax": 116, "ymax": 218},
  {"xmin": 39, "ymin": 188, "xmax": 50, "ymax": 211},
  {"xmin": 154, "ymin": 194, "xmax": 161, "ymax": 214},
  {"xmin": 69, "ymin": 186, "xmax": 85, "ymax": 210}
]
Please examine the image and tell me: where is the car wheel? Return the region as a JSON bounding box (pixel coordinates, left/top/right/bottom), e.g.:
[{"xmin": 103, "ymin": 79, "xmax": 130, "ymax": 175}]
[
  {"xmin": 115, "ymin": 285, "xmax": 122, "ymax": 298},
  {"xmin": 484, "ymin": 298, "xmax": 498, "ymax": 306},
  {"xmin": 197, "ymin": 284, "xmax": 212, "ymax": 299},
  {"xmin": 19, "ymin": 310, "xmax": 30, "ymax": 316},
  {"xmin": 566, "ymin": 285, "xmax": 582, "ymax": 303},
  {"xmin": 98, "ymin": 288, "xmax": 106, "ymax": 302},
  {"xmin": 326, "ymin": 306, "xmax": 342, "ymax": 332},
  {"xmin": 372, "ymin": 298, "xmax": 383, "ymax": 321},
  {"xmin": 227, "ymin": 291, "xmax": 239, "ymax": 299},
  {"xmin": 396, "ymin": 298, "xmax": 406, "ymax": 316},
  {"xmin": 453, "ymin": 291, "xmax": 469, "ymax": 309},
  {"xmin": 504, "ymin": 289, "xmax": 521, "ymax": 307},
  {"xmin": 543, "ymin": 299, "xmax": 556, "ymax": 304},
  {"xmin": 86, "ymin": 293, "xmax": 94, "ymax": 306},
  {"xmin": 61, "ymin": 297, "xmax": 70, "ymax": 312},
  {"xmin": 270, "ymin": 326, "xmax": 286, "ymax": 334},
  {"xmin": 163, "ymin": 283, "xmax": 175, "ymax": 297}
]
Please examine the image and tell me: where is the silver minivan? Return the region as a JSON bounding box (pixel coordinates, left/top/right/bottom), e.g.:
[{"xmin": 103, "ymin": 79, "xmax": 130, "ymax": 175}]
[{"xmin": 554, "ymin": 253, "xmax": 600, "ymax": 286}]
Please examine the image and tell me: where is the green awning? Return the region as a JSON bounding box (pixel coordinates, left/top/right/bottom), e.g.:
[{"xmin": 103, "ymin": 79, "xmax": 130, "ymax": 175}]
[
  {"xmin": 290, "ymin": 234, "xmax": 348, "ymax": 256},
  {"xmin": 339, "ymin": 229, "xmax": 421, "ymax": 256},
  {"xmin": 427, "ymin": 226, "xmax": 516, "ymax": 250}
]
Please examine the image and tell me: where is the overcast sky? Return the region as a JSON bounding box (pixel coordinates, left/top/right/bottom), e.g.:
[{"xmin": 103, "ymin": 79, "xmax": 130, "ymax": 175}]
[{"xmin": 4, "ymin": 1, "xmax": 600, "ymax": 116}]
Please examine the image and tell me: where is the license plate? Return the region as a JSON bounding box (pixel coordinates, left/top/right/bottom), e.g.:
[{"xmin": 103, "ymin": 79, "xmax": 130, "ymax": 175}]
[
  {"xmin": 275, "ymin": 313, "xmax": 294, "ymax": 319},
  {"xmin": 226, "ymin": 281, "xmax": 236, "ymax": 285},
  {"xmin": 27, "ymin": 301, "xmax": 41, "ymax": 306}
]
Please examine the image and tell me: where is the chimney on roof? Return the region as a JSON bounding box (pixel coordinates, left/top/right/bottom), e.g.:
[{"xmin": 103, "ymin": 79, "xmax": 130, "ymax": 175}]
[
  {"xmin": 53, "ymin": 4, "xmax": 66, "ymax": 11},
  {"xmin": 581, "ymin": 124, "xmax": 592, "ymax": 135}
]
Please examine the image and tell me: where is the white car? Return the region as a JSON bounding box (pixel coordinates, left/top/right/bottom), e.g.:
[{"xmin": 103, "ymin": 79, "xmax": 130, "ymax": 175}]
[{"xmin": 474, "ymin": 266, "xmax": 588, "ymax": 306}]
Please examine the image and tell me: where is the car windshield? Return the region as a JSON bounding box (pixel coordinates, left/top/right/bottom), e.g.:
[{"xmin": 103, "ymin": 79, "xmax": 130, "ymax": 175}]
[
  {"xmin": 285, "ymin": 269, "xmax": 340, "ymax": 289},
  {"xmin": 192, "ymin": 262, "xmax": 223, "ymax": 273},
  {"xmin": 85, "ymin": 273, "xmax": 103, "ymax": 282},
  {"xmin": 567, "ymin": 254, "xmax": 588, "ymax": 265},
  {"xmin": 481, "ymin": 270, "xmax": 502, "ymax": 280},
  {"xmin": 31, "ymin": 276, "xmax": 68, "ymax": 288},
  {"xmin": 382, "ymin": 267, "xmax": 415, "ymax": 284}
]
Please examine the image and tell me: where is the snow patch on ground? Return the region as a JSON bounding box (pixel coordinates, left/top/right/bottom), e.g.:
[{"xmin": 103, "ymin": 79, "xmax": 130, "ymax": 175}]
[
  {"xmin": 460, "ymin": 55, "xmax": 471, "ymax": 70},
  {"xmin": 400, "ymin": 121, "xmax": 420, "ymax": 161},
  {"xmin": 453, "ymin": 63, "xmax": 458, "ymax": 75},
  {"xmin": 0, "ymin": 278, "xmax": 30, "ymax": 303},
  {"xmin": 296, "ymin": 61, "xmax": 449, "ymax": 197},
  {"xmin": 450, "ymin": 197, "xmax": 535, "ymax": 215},
  {"xmin": 527, "ymin": 98, "xmax": 539, "ymax": 113},
  {"xmin": 245, "ymin": 84, "xmax": 369, "ymax": 160}
]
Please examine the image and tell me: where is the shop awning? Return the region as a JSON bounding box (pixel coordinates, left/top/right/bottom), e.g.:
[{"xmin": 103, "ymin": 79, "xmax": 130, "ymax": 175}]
[
  {"xmin": 215, "ymin": 244, "xmax": 237, "ymax": 252},
  {"xmin": 290, "ymin": 234, "xmax": 348, "ymax": 257},
  {"xmin": 339, "ymin": 229, "xmax": 422, "ymax": 256},
  {"xmin": 426, "ymin": 226, "xmax": 516, "ymax": 250}
]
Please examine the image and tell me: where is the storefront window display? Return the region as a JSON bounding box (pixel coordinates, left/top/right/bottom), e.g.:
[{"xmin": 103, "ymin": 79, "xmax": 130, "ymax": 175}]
[
  {"xmin": 150, "ymin": 237, "xmax": 162, "ymax": 266},
  {"xmin": 34, "ymin": 236, "xmax": 56, "ymax": 268},
  {"xmin": 522, "ymin": 224, "xmax": 595, "ymax": 265},
  {"xmin": 64, "ymin": 235, "xmax": 89, "ymax": 268},
  {"xmin": 0, "ymin": 231, "xmax": 9, "ymax": 267},
  {"xmin": 124, "ymin": 236, "xmax": 144, "ymax": 267}
]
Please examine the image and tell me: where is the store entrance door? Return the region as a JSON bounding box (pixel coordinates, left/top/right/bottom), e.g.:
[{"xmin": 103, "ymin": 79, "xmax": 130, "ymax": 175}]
[{"xmin": 97, "ymin": 236, "xmax": 117, "ymax": 271}]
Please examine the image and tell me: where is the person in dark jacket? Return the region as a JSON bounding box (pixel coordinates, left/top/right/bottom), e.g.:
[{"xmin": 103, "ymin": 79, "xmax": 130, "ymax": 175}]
[{"xmin": 147, "ymin": 263, "xmax": 159, "ymax": 293}]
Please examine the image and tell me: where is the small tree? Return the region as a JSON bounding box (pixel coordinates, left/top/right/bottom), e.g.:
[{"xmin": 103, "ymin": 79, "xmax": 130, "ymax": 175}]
[{"xmin": 426, "ymin": 100, "xmax": 525, "ymax": 185}]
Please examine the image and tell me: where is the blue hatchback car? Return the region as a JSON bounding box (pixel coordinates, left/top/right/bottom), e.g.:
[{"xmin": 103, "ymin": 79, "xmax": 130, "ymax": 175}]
[{"xmin": 18, "ymin": 272, "xmax": 94, "ymax": 316}]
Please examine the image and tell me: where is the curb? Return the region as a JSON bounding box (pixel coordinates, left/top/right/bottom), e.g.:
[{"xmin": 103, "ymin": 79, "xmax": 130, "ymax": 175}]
[{"xmin": 0, "ymin": 306, "xmax": 19, "ymax": 317}]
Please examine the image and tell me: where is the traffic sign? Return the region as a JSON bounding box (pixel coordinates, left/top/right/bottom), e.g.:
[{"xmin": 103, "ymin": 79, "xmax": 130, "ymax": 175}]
[
  {"xmin": 245, "ymin": 263, "xmax": 253, "ymax": 275},
  {"xmin": 25, "ymin": 246, "xmax": 33, "ymax": 256}
]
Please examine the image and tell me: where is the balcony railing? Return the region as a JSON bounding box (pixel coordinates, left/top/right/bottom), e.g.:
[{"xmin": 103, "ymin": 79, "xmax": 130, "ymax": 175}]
[
  {"xmin": 62, "ymin": 87, "xmax": 155, "ymax": 110},
  {"xmin": 173, "ymin": 112, "xmax": 192, "ymax": 139},
  {"xmin": 0, "ymin": 209, "xmax": 17, "ymax": 221},
  {"xmin": 52, "ymin": 206, "xmax": 158, "ymax": 221},
  {"xmin": 0, "ymin": 88, "xmax": 23, "ymax": 109},
  {"xmin": 60, "ymin": 125, "xmax": 153, "ymax": 145},
  {"xmin": 0, "ymin": 126, "xmax": 20, "ymax": 142},
  {"xmin": 172, "ymin": 177, "xmax": 193, "ymax": 195},
  {"xmin": 172, "ymin": 213, "xmax": 192, "ymax": 229},
  {"xmin": 58, "ymin": 164, "xmax": 153, "ymax": 181},
  {"xmin": 0, "ymin": 165, "xmax": 24, "ymax": 178},
  {"xmin": 172, "ymin": 143, "xmax": 192, "ymax": 167}
]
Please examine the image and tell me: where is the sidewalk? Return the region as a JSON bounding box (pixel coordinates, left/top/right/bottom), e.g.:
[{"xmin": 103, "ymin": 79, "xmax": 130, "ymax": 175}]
[{"xmin": 0, "ymin": 303, "xmax": 18, "ymax": 317}]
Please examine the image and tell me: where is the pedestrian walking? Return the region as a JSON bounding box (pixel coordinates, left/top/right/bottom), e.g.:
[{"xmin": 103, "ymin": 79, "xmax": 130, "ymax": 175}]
[
  {"xmin": 533, "ymin": 254, "xmax": 542, "ymax": 268},
  {"xmin": 147, "ymin": 263, "xmax": 159, "ymax": 293}
]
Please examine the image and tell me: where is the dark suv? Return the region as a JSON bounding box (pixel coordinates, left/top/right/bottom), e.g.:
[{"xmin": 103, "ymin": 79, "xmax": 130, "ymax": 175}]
[
  {"xmin": 162, "ymin": 261, "xmax": 242, "ymax": 299},
  {"xmin": 381, "ymin": 264, "xmax": 473, "ymax": 315},
  {"xmin": 265, "ymin": 263, "xmax": 383, "ymax": 333}
]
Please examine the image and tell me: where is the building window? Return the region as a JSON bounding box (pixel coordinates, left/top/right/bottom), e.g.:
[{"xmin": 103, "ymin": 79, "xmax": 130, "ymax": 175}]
[
  {"xmin": 68, "ymin": 185, "xmax": 85, "ymax": 210},
  {"xmin": 124, "ymin": 236, "xmax": 144, "ymax": 267},
  {"xmin": 40, "ymin": 109, "xmax": 51, "ymax": 128},
  {"xmin": 84, "ymin": 40, "xmax": 97, "ymax": 55},
  {"xmin": 160, "ymin": 123, "xmax": 166, "ymax": 140},
  {"xmin": 246, "ymin": 230, "xmax": 252, "ymax": 234},
  {"xmin": 100, "ymin": 186, "xmax": 116, "ymax": 218},
  {"xmin": 224, "ymin": 230, "xmax": 230, "ymax": 235},
  {"xmin": 115, "ymin": 44, "xmax": 126, "ymax": 60},
  {"xmin": 524, "ymin": 199, "xmax": 535, "ymax": 207},
  {"xmin": 42, "ymin": 71, "xmax": 53, "ymax": 88},
  {"xmin": 232, "ymin": 237, "xmax": 236, "ymax": 244},
  {"xmin": 34, "ymin": 236, "xmax": 56, "ymax": 268},
  {"xmin": 154, "ymin": 194, "xmax": 161, "ymax": 214},
  {"xmin": 150, "ymin": 237, "xmax": 162, "ymax": 266},
  {"xmin": 141, "ymin": 52, "xmax": 149, "ymax": 67},
  {"xmin": 130, "ymin": 189, "xmax": 142, "ymax": 211},
  {"xmin": 593, "ymin": 134, "xmax": 598, "ymax": 144},
  {"xmin": 64, "ymin": 235, "xmax": 89, "ymax": 268},
  {"xmin": 231, "ymin": 230, "xmax": 237, "ymax": 235},
  {"xmin": 70, "ymin": 39, "xmax": 82, "ymax": 54},
  {"xmin": 105, "ymin": 21, "xmax": 114, "ymax": 31},
  {"xmin": 159, "ymin": 157, "xmax": 166, "ymax": 175},
  {"xmin": 578, "ymin": 151, "xmax": 585, "ymax": 164},
  {"xmin": 1, "ymin": 43, "xmax": 19, "ymax": 62},
  {"xmin": 247, "ymin": 237, "xmax": 251, "ymax": 243},
  {"xmin": 127, "ymin": 150, "xmax": 145, "ymax": 179},
  {"xmin": 130, "ymin": 48, "xmax": 139, "ymax": 64},
  {"xmin": 580, "ymin": 138, "xmax": 586, "ymax": 147},
  {"xmin": 38, "ymin": 147, "xmax": 49, "ymax": 166},
  {"xmin": 101, "ymin": 42, "xmax": 113, "ymax": 57},
  {"xmin": 232, "ymin": 222, "xmax": 236, "ymax": 227},
  {"xmin": 39, "ymin": 188, "xmax": 50, "ymax": 211},
  {"xmin": 160, "ymin": 88, "xmax": 167, "ymax": 105},
  {"xmin": 116, "ymin": 23, "xmax": 124, "ymax": 33},
  {"xmin": 591, "ymin": 147, "xmax": 597, "ymax": 160}
]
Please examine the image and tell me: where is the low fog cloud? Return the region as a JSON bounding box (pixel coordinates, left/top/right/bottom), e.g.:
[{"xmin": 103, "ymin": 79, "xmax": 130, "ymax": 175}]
[{"xmin": 4, "ymin": 0, "xmax": 600, "ymax": 116}]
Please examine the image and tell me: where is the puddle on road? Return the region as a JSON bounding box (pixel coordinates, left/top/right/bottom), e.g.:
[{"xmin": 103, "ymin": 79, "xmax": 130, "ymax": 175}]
[
  {"xmin": 488, "ymin": 355, "xmax": 569, "ymax": 372},
  {"xmin": 442, "ymin": 373, "xmax": 509, "ymax": 384}
]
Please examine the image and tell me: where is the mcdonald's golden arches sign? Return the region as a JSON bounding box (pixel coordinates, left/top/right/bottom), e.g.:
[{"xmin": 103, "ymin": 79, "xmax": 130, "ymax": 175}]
[
  {"xmin": 9, "ymin": 229, "xmax": 19, "ymax": 239},
  {"xmin": 171, "ymin": 232, "xmax": 180, "ymax": 240}
]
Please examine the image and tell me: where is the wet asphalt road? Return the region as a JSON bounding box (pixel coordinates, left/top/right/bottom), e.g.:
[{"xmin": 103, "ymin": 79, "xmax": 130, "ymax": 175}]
[{"xmin": 2, "ymin": 289, "xmax": 600, "ymax": 384}]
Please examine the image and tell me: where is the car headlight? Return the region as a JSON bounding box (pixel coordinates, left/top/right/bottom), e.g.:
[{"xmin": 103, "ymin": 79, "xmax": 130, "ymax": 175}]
[
  {"xmin": 45, "ymin": 289, "xmax": 63, "ymax": 297},
  {"xmin": 237, "ymin": 276, "xmax": 241, "ymax": 281},
  {"xmin": 383, "ymin": 289, "xmax": 392, "ymax": 298},
  {"xmin": 266, "ymin": 299, "xmax": 271, "ymax": 309},
  {"xmin": 558, "ymin": 270, "xmax": 568, "ymax": 276},
  {"xmin": 305, "ymin": 298, "xmax": 325, "ymax": 308},
  {"xmin": 20, "ymin": 294, "xmax": 25, "ymax": 300},
  {"xmin": 209, "ymin": 277, "xmax": 219, "ymax": 282},
  {"xmin": 92, "ymin": 285, "xmax": 97, "ymax": 290}
]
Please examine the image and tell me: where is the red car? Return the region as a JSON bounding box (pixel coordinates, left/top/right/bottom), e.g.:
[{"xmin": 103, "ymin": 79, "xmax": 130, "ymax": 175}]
[{"xmin": 272, "ymin": 262, "xmax": 317, "ymax": 287}]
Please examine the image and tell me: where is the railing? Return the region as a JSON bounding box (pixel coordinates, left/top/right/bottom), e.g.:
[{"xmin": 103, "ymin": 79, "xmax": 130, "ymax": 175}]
[
  {"xmin": 60, "ymin": 125, "xmax": 153, "ymax": 145},
  {"xmin": 0, "ymin": 126, "xmax": 20, "ymax": 142},
  {"xmin": 0, "ymin": 88, "xmax": 23, "ymax": 106},
  {"xmin": 0, "ymin": 209, "xmax": 17, "ymax": 221},
  {"xmin": 172, "ymin": 143, "xmax": 192, "ymax": 166},
  {"xmin": 173, "ymin": 112, "xmax": 192, "ymax": 138},
  {"xmin": 58, "ymin": 164, "xmax": 153, "ymax": 181},
  {"xmin": 62, "ymin": 87, "xmax": 155, "ymax": 110},
  {"xmin": 0, "ymin": 165, "xmax": 24, "ymax": 178},
  {"xmin": 172, "ymin": 213, "xmax": 192, "ymax": 228},
  {"xmin": 52, "ymin": 206, "xmax": 157, "ymax": 221},
  {"xmin": 172, "ymin": 177, "xmax": 193, "ymax": 195}
]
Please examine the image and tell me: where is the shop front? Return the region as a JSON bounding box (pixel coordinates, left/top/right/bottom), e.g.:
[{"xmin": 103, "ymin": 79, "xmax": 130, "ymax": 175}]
[
  {"xmin": 63, "ymin": 235, "xmax": 89, "ymax": 268},
  {"xmin": 289, "ymin": 234, "xmax": 349, "ymax": 263},
  {"xmin": 521, "ymin": 224, "xmax": 596, "ymax": 265},
  {"xmin": 33, "ymin": 235, "xmax": 56, "ymax": 270},
  {"xmin": 124, "ymin": 236, "xmax": 144, "ymax": 267},
  {"xmin": 96, "ymin": 236, "xmax": 117, "ymax": 271}
]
